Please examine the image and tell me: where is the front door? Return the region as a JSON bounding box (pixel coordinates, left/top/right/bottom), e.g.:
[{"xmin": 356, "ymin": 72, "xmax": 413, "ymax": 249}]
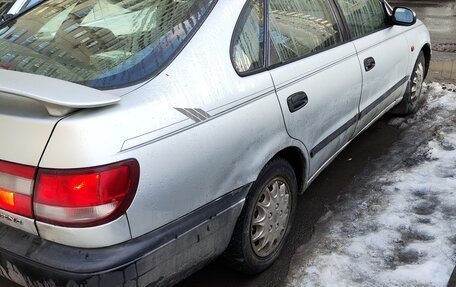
[{"xmin": 335, "ymin": 0, "xmax": 410, "ymax": 134}]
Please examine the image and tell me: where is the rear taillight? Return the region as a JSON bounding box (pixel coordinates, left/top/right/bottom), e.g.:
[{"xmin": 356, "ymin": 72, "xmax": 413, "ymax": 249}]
[
  {"xmin": 34, "ymin": 159, "xmax": 139, "ymax": 227},
  {"xmin": 0, "ymin": 161, "xmax": 35, "ymax": 218}
]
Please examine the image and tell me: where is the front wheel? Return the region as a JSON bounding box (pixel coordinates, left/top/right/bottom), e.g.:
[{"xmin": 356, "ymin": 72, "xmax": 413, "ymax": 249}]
[
  {"xmin": 395, "ymin": 51, "xmax": 426, "ymax": 115},
  {"xmin": 223, "ymin": 158, "xmax": 298, "ymax": 274}
]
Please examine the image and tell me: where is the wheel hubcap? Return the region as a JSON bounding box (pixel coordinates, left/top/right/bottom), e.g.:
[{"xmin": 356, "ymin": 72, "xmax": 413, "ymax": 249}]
[
  {"xmin": 411, "ymin": 62, "xmax": 424, "ymax": 103},
  {"xmin": 250, "ymin": 178, "xmax": 290, "ymax": 257}
]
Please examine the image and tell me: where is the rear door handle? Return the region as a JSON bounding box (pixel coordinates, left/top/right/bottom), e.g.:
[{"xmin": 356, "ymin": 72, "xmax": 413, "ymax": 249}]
[
  {"xmin": 364, "ymin": 57, "xmax": 376, "ymax": 72},
  {"xmin": 287, "ymin": 92, "xmax": 308, "ymax": 113}
]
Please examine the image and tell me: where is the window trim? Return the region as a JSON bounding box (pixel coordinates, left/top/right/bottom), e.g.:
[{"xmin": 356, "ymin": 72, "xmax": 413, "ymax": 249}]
[
  {"xmin": 230, "ymin": 0, "xmax": 267, "ymax": 77},
  {"xmin": 333, "ymin": 0, "xmax": 392, "ymax": 42},
  {"xmin": 267, "ymin": 40, "xmax": 348, "ymax": 70}
]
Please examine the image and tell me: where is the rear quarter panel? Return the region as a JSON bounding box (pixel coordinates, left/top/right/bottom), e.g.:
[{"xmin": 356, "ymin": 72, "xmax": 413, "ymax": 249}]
[{"xmin": 39, "ymin": 1, "xmax": 307, "ymax": 241}]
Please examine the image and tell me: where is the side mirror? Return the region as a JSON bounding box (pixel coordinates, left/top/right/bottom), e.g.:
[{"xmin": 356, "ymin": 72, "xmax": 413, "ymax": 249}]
[{"xmin": 392, "ymin": 7, "xmax": 417, "ymax": 26}]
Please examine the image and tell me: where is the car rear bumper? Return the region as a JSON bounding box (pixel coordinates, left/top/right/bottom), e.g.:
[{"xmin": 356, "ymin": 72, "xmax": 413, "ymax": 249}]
[{"xmin": 0, "ymin": 185, "xmax": 249, "ymax": 287}]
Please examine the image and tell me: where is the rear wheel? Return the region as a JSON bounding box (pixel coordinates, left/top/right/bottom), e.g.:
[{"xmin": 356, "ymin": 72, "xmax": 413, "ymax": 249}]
[
  {"xmin": 395, "ymin": 51, "xmax": 426, "ymax": 115},
  {"xmin": 224, "ymin": 158, "xmax": 298, "ymax": 274}
]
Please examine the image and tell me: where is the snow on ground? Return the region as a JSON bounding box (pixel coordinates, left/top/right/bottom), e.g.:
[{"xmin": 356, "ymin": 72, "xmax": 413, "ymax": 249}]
[{"xmin": 285, "ymin": 83, "xmax": 456, "ymax": 287}]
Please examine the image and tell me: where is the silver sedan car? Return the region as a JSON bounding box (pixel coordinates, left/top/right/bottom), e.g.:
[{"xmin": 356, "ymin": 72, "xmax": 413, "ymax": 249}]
[{"xmin": 0, "ymin": 0, "xmax": 430, "ymax": 286}]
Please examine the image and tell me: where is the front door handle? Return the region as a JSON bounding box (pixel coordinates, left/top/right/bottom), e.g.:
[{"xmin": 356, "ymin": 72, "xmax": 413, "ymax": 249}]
[
  {"xmin": 364, "ymin": 57, "xmax": 376, "ymax": 71},
  {"xmin": 287, "ymin": 92, "xmax": 308, "ymax": 113}
]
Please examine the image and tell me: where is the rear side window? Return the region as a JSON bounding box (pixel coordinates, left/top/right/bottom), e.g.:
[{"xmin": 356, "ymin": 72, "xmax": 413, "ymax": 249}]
[
  {"xmin": 0, "ymin": 0, "xmax": 215, "ymax": 89},
  {"xmin": 268, "ymin": 0, "xmax": 342, "ymax": 65},
  {"xmin": 231, "ymin": 0, "xmax": 265, "ymax": 74},
  {"xmin": 336, "ymin": 0, "xmax": 387, "ymax": 39}
]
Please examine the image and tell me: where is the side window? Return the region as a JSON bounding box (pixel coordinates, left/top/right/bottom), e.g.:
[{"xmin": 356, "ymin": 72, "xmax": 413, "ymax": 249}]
[
  {"xmin": 231, "ymin": 0, "xmax": 265, "ymax": 74},
  {"xmin": 268, "ymin": 0, "xmax": 342, "ymax": 65},
  {"xmin": 336, "ymin": 0, "xmax": 388, "ymax": 39},
  {"xmin": 22, "ymin": 0, "xmax": 43, "ymax": 11}
]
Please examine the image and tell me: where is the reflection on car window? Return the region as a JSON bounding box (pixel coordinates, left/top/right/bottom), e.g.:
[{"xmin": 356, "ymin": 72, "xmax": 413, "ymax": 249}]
[
  {"xmin": 23, "ymin": 0, "xmax": 43, "ymax": 10},
  {"xmin": 38, "ymin": 3, "xmax": 76, "ymax": 37},
  {"xmin": 336, "ymin": 0, "xmax": 387, "ymax": 39},
  {"xmin": 0, "ymin": 0, "xmax": 215, "ymax": 89},
  {"xmin": 232, "ymin": 0, "xmax": 264, "ymax": 74},
  {"xmin": 268, "ymin": 0, "xmax": 342, "ymax": 65},
  {"xmin": 394, "ymin": 8, "xmax": 413, "ymax": 23},
  {"xmin": 0, "ymin": 0, "xmax": 14, "ymax": 16}
]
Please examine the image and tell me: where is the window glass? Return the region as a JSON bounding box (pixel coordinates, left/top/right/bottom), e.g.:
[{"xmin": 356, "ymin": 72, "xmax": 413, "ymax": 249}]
[
  {"xmin": 232, "ymin": 0, "xmax": 264, "ymax": 74},
  {"xmin": 0, "ymin": 0, "xmax": 215, "ymax": 89},
  {"xmin": 23, "ymin": 0, "xmax": 43, "ymax": 11},
  {"xmin": 336, "ymin": 0, "xmax": 387, "ymax": 39},
  {"xmin": 0, "ymin": 0, "xmax": 14, "ymax": 16},
  {"xmin": 268, "ymin": 0, "xmax": 342, "ymax": 65}
]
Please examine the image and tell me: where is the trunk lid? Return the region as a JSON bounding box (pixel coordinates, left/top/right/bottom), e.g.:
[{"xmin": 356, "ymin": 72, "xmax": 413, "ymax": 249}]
[{"xmin": 0, "ymin": 70, "xmax": 121, "ymax": 234}]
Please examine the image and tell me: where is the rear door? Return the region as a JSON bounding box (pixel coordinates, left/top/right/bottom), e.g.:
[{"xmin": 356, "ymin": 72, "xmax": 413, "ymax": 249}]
[
  {"xmin": 335, "ymin": 0, "xmax": 410, "ymax": 134},
  {"xmin": 267, "ymin": 0, "xmax": 362, "ymax": 176}
]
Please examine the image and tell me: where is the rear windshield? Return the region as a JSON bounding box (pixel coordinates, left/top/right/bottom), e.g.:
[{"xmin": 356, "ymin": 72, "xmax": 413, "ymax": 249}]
[
  {"xmin": 0, "ymin": 0, "xmax": 14, "ymax": 16},
  {"xmin": 0, "ymin": 0, "xmax": 215, "ymax": 89}
]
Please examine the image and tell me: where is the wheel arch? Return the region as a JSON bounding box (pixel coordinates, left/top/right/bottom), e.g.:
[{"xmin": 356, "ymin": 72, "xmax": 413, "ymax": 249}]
[
  {"xmin": 421, "ymin": 43, "xmax": 431, "ymax": 78},
  {"xmin": 270, "ymin": 146, "xmax": 307, "ymax": 194}
]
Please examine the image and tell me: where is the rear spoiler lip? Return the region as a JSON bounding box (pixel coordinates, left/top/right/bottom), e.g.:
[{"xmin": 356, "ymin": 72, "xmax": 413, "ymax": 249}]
[{"xmin": 0, "ymin": 70, "xmax": 121, "ymax": 117}]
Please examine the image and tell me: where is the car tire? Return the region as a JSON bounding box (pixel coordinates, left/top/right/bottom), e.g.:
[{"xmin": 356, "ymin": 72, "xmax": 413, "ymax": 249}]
[
  {"xmin": 394, "ymin": 51, "xmax": 426, "ymax": 115},
  {"xmin": 223, "ymin": 158, "xmax": 298, "ymax": 274}
]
